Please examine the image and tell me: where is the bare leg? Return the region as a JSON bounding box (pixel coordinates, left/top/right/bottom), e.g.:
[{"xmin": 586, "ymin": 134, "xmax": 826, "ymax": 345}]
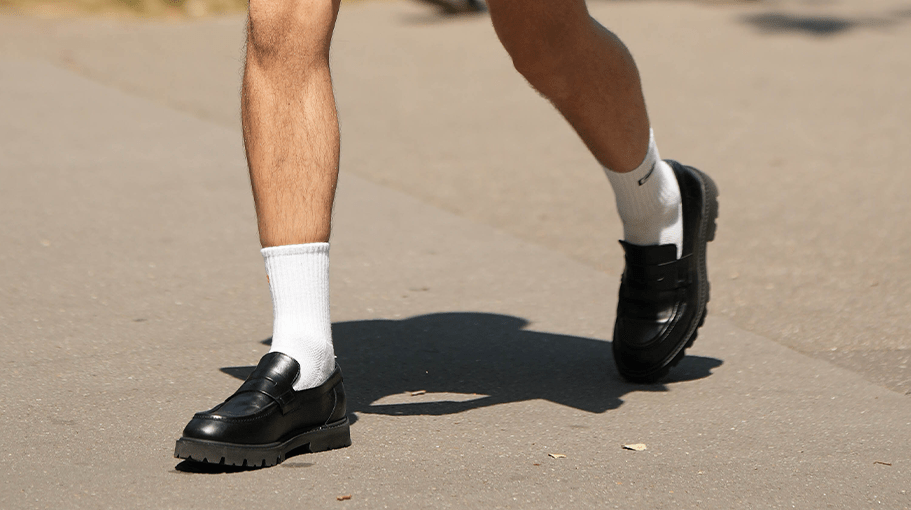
[
  {"xmin": 489, "ymin": 0, "xmax": 684, "ymax": 252},
  {"xmin": 242, "ymin": 0, "xmax": 342, "ymax": 247},
  {"xmin": 487, "ymin": 0, "xmax": 650, "ymax": 173}
]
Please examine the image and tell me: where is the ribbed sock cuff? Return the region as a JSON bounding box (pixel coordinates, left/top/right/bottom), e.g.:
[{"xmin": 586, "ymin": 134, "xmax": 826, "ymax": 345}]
[
  {"xmin": 262, "ymin": 242, "xmax": 334, "ymax": 391},
  {"xmin": 603, "ymin": 130, "xmax": 683, "ymax": 257}
]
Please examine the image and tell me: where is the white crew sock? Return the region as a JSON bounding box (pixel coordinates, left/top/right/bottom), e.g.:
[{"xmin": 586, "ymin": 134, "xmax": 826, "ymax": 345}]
[
  {"xmin": 262, "ymin": 242, "xmax": 334, "ymax": 391},
  {"xmin": 603, "ymin": 130, "xmax": 683, "ymax": 258}
]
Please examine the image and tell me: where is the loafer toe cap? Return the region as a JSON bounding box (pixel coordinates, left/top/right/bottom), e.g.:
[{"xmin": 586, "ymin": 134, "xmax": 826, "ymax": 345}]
[{"xmin": 181, "ymin": 416, "xmax": 228, "ymax": 442}]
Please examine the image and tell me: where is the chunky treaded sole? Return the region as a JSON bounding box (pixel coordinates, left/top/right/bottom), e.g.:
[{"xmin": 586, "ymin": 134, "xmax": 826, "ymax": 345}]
[
  {"xmin": 174, "ymin": 418, "xmax": 351, "ymax": 468},
  {"xmin": 620, "ymin": 163, "xmax": 719, "ymax": 384}
]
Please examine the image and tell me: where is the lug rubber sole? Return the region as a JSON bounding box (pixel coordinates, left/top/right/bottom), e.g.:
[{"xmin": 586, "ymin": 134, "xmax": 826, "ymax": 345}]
[
  {"xmin": 174, "ymin": 417, "xmax": 351, "ymax": 468},
  {"xmin": 619, "ymin": 163, "xmax": 719, "ymax": 383}
]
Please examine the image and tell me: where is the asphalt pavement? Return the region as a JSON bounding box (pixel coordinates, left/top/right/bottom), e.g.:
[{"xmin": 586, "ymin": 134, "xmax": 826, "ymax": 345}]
[{"xmin": 1, "ymin": 1, "xmax": 909, "ymax": 508}]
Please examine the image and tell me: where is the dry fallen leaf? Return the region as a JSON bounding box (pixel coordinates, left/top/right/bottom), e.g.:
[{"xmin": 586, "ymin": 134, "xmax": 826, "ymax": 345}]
[
  {"xmin": 548, "ymin": 453, "xmax": 567, "ymax": 459},
  {"xmin": 622, "ymin": 444, "xmax": 647, "ymax": 451},
  {"xmin": 410, "ymin": 390, "xmax": 426, "ymax": 396},
  {"xmin": 337, "ymin": 495, "xmax": 352, "ymax": 501}
]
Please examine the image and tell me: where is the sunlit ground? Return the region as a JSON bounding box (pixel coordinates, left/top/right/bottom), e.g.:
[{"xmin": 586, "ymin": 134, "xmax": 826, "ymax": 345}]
[{"xmin": 0, "ymin": 0, "xmax": 247, "ymax": 18}]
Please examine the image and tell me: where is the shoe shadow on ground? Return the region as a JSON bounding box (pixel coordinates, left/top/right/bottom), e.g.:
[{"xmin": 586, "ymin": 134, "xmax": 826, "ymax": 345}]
[{"xmin": 178, "ymin": 312, "xmax": 721, "ymax": 473}]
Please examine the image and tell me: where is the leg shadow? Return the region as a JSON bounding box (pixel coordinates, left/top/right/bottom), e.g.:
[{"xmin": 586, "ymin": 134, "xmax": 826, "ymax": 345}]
[{"xmin": 222, "ymin": 312, "xmax": 722, "ymax": 418}]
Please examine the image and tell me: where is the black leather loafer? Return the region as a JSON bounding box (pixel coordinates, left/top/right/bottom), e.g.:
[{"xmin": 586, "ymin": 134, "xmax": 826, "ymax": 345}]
[
  {"xmin": 612, "ymin": 160, "xmax": 719, "ymax": 383},
  {"xmin": 174, "ymin": 352, "xmax": 351, "ymax": 467}
]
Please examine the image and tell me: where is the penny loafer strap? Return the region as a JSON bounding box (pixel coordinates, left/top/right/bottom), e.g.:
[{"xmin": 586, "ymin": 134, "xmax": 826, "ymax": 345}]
[
  {"xmin": 235, "ymin": 376, "xmax": 296, "ymax": 414},
  {"xmin": 623, "ymin": 255, "xmax": 692, "ymax": 291},
  {"xmin": 232, "ymin": 366, "xmax": 344, "ymax": 415}
]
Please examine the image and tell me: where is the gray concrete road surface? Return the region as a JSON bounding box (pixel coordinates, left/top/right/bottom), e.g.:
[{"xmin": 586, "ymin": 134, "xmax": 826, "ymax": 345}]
[{"xmin": 1, "ymin": 1, "xmax": 909, "ymax": 508}]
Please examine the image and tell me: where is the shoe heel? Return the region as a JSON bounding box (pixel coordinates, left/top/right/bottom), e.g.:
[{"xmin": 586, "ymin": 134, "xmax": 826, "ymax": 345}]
[
  {"xmin": 700, "ymin": 171, "xmax": 720, "ymax": 242},
  {"xmin": 308, "ymin": 420, "xmax": 352, "ymax": 453}
]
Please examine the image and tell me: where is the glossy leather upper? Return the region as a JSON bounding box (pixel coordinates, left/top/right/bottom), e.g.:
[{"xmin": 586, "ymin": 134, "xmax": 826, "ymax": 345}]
[
  {"xmin": 181, "ymin": 352, "xmax": 347, "ymax": 445},
  {"xmin": 613, "ymin": 161, "xmax": 708, "ymax": 379}
]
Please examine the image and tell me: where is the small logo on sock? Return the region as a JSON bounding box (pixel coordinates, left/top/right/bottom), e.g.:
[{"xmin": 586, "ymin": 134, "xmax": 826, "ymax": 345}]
[{"xmin": 638, "ymin": 162, "xmax": 656, "ymax": 186}]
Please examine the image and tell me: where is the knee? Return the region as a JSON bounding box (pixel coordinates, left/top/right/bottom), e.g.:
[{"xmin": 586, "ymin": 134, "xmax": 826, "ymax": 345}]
[{"xmin": 247, "ymin": 0, "xmax": 340, "ymax": 68}]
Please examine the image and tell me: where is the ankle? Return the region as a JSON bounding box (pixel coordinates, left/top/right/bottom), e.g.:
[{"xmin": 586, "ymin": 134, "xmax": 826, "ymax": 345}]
[
  {"xmin": 263, "ymin": 242, "xmax": 335, "ymax": 391},
  {"xmin": 604, "ymin": 130, "xmax": 683, "ymax": 257}
]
